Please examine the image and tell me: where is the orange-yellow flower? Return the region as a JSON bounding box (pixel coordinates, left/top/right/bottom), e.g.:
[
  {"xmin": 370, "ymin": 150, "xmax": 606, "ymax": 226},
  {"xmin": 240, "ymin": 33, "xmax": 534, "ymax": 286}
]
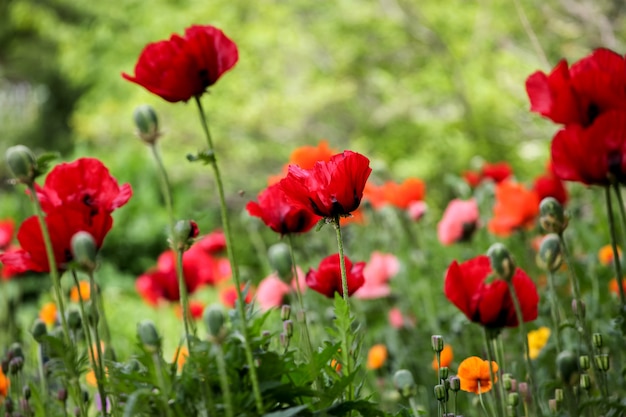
[
  {"xmin": 382, "ymin": 178, "xmax": 426, "ymax": 210},
  {"xmin": 70, "ymin": 281, "xmax": 91, "ymax": 302},
  {"xmin": 528, "ymin": 327, "xmax": 551, "ymax": 359},
  {"xmin": 366, "ymin": 344, "xmax": 388, "ymax": 370},
  {"xmin": 0, "ymin": 366, "xmax": 9, "ymax": 399},
  {"xmin": 457, "ymin": 356, "xmax": 498, "ymax": 394},
  {"xmin": 39, "ymin": 302, "xmax": 57, "ymax": 326},
  {"xmin": 598, "ymin": 244, "xmax": 621, "ymax": 266},
  {"xmin": 289, "ymin": 140, "xmax": 336, "ymax": 169},
  {"xmin": 432, "ymin": 345, "xmax": 454, "ymax": 371}
]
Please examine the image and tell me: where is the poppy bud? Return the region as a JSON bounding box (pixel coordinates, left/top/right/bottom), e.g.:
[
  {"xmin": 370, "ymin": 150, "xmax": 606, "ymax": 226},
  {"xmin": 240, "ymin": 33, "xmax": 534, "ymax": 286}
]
[
  {"xmin": 539, "ymin": 197, "xmax": 568, "ymax": 234},
  {"xmin": 268, "ymin": 243, "xmax": 293, "ymax": 282},
  {"xmin": 537, "ymin": 234, "xmax": 563, "ymax": 272},
  {"xmin": 67, "ymin": 309, "xmax": 82, "ymax": 331},
  {"xmin": 557, "ymin": 350, "xmax": 579, "ymax": 385},
  {"xmin": 548, "ymin": 398, "xmax": 558, "ymax": 413},
  {"xmin": 579, "ymin": 374, "xmax": 591, "ymax": 391},
  {"xmin": 433, "ymin": 384, "xmax": 447, "ymax": 402},
  {"xmin": 172, "ymin": 220, "xmax": 199, "ymax": 251},
  {"xmin": 280, "ymin": 305, "xmax": 291, "ymax": 321},
  {"xmin": 133, "ymin": 105, "xmax": 160, "ymax": 144},
  {"xmin": 572, "ymin": 299, "xmax": 586, "ymax": 319},
  {"xmin": 439, "ymin": 366, "xmax": 449, "ymax": 379},
  {"xmin": 9, "ymin": 357, "xmax": 23, "ymax": 374},
  {"xmin": 595, "ymin": 354, "xmax": 609, "ymax": 372},
  {"xmin": 9, "ymin": 343, "xmax": 24, "ymax": 360},
  {"xmin": 31, "ymin": 319, "xmax": 47, "ymax": 343},
  {"xmin": 5, "ymin": 396, "xmax": 14, "ymax": 412},
  {"xmin": 137, "ymin": 320, "xmax": 161, "ymax": 352},
  {"xmin": 280, "ymin": 332, "xmax": 288, "ymax": 348},
  {"xmin": 502, "ymin": 373, "xmax": 513, "ymax": 391},
  {"xmin": 393, "ymin": 369, "xmax": 418, "ymax": 398},
  {"xmin": 487, "ymin": 243, "xmax": 515, "ymax": 282},
  {"xmin": 57, "ymin": 388, "xmax": 68, "ymax": 402},
  {"xmin": 6, "ymin": 145, "xmax": 37, "ymax": 185},
  {"xmin": 23, "ymin": 385, "xmax": 31, "ymax": 399},
  {"xmin": 592, "ymin": 333, "xmax": 603, "ymax": 349},
  {"xmin": 507, "ymin": 392, "xmax": 519, "ymax": 407},
  {"xmin": 203, "ymin": 305, "xmax": 225, "ymax": 342},
  {"xmin": 449, "ymin": 376, "xmax": 461, "ymax": 392},
  {"xmin": 518, "ymin": 382, "xmax": 529, "ymax": 403},
  {"xmin": 431, "ymin": 335, "xmax": 444, "ymax": 353},
  {"xmin": 579, "ymin": 355, "xmax": 590, "ymax": 371},
  {"xmin": 554, "ymin": 388, "xmax": 563, "ymax": 403},
  {"xmin": 283, "ymin": 320, "xmax": 294, "ymax": 338},
  {"xmin": 71, "ymin": 232, "xmax": 98, "ymax": 272}
]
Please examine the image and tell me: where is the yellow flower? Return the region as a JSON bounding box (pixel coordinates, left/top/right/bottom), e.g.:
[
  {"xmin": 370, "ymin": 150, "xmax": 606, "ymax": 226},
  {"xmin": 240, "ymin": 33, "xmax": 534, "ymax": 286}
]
[
  {"xmin": 457, "ymin": 356, "xmax": 498, "ymax": 394},
  {"xmin": 527, "ymin": 327, "xmax": 551, "ymax": 359},
  {"xmin": 366, "ymin": 344, "xmax": 388, "ymax": 370},
  {"xmin": 39, "ymin": 302, "xmax": 57, "ymax": 326},
  {"xmin": 70, "ymin": 281, "xmax": 91, "ymax": 302}
]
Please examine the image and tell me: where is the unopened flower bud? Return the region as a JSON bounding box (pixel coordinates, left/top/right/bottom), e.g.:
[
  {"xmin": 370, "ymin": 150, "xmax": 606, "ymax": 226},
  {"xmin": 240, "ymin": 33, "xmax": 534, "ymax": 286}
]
[
  {"xmin": 433, "ymin": 384, "xmax": 447, "ymax": 402},
  {"xmin": 539, "ymin": 197, "xmax": 568, "ymax": 234},
  {"xmin": 503, "ymin": 373, "xmax": 513, "ymax": 391},
  {"xmin": 57, "ymin": 388, "xmax": 68, "ymax": 402},
  {"xmin": 71, "ymin": 232, "xmax": 97, "ymax": 272},
  {"xmin": 9, "ymin": 343, "xmax": 24, "ymax": 360},
  {"xmin": 393, "ymin": 369, "xmax": 417, "ymax": 398},
  {"xmin": 5, "ymin": 396, "xmax": 14, "ymax": 413},
  {"xmin": 548, "ymin": 398, "xmax": 558, "ymax": 413},
  {"xmin": 508, "ymin": 392, "xmax": 520, "ymax": 407},
  {"xmin": 133, "ymin": 105, "xmax": 160, "ymax": 144},
  {"xmin": 431, "ymin": 335, "xmax": 444, "ymax": 353},
  {"xmin": 67, "ymin": 309, "xmax": 82, "ymax": 330},
  {"xmin": 439, "ymin": 366, "xmax": 449, "ymax": 379},
  {"xmin": 23, "ymin": 385, "xmax": 31, "ymax": 399},
  {"xmin": 595, "ymin": 354, "xmax": 609, "ymax": 372},
  {"xmin": 554, "ymin": 388, "xmax": 563, "ymax": 403},
  {"xmin": 579, "ymin": 355, "xmax": 590, "ymax": 371},
  {"xmin": 572, "ymin": 299, "xmax": 586, "ymax": 319},
  {"xmin": 449, "ymin": 376, "xmax": 461, "ymax": 392},
  {"xmin": 279, "ymin": 332, "xmax": 288, "ymax": 347},
  {"xmin": 283, "ymin": 320, "xmax": 294, "ymax": 338},
  {"xmin": 172, "ymin": 220, "xmax": 199, "ymax": 251},
  {"xmin": 592, "ymin": 333, "xmax": 603, "ymax": 349},
  {"xmin": 6, "ymin": 145, "xmax": 37, "ymax": 184},
  {"xmin": 1, "ymin": 358, "xmax": 8, "ymax": 374},
  {"xmin": 579, "ymin": 374, "xmax": 591, "ymax": 391},
  {"xmin": 9, "ymin": 357, "xmax": 23, "ymax": 374},
  {"xmin": 487, "ymin": 243, "xmax": 515, "ymax": 282},
  {"xmin": 203, "ymin": 305, "xmax": 225, "ymax": 342},
  {"xmin": 137, "ymin": 320, "xmax": 160, "ymax": 352},
  {"xmin": 537, "ymin": 234, "xmax": 563, "ymax": 272},
  {"xmin": 31, "ymin": 319, "xmax": 48, "ymax": 343},
  {"xmin": 268, "ymin": 243, "xmax": 293, "ymax": 282},
  {"xmin": 557, "ymin": 350, "xmax": 579, "ymax": 386},
  {"xmin": 280, "ymin": 305, "xmax": 291, "ymax": 321},
  {"xmin": 518, "ymin": 382, "xmax": 529, "ymax": 402}
]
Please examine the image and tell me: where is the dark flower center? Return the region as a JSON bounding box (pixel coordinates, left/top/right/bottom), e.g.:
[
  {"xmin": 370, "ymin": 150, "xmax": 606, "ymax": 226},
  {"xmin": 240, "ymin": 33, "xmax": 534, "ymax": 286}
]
[{"xmin": 586, "ymin": 103, "xmax": 600, "ymax": 125}]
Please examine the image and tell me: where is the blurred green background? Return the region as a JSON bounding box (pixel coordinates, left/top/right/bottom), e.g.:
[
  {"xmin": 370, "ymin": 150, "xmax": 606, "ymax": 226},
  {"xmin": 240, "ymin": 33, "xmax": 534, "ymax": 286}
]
[{"xmin": 1, "ymin": 0, "xmax": 625, "ymax": 269}]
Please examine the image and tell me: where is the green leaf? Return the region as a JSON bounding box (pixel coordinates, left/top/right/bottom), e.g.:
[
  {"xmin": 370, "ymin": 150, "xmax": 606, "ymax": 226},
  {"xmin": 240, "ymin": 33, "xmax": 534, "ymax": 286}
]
[{"xmin": 263, "ymin": 405, "xmax": 310, "ymax": 417}]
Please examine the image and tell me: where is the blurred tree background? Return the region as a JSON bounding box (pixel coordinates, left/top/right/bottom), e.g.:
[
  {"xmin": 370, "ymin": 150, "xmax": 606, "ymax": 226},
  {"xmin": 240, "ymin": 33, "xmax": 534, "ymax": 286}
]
[{"xmin": 1, "ymin": 0, "xmax": 625, "ymax": 271}]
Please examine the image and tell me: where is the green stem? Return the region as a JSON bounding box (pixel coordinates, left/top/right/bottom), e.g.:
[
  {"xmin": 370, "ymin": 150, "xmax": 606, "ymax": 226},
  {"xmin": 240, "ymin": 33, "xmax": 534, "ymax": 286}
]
[
  {"xmin": 37, "ymin": 344, "xmax": 48, "ymax": 413},
  {"xmin": 483, "ymin": 329, "xmax": 505, "ymax": 417},
  {"xmin": 175, "ymin": 248, "xmax": 194, "ymax": 350},
  {"xmin": 193, "ymin": 96, "xmax": 263, "ymax": 414},
  {"xmin": 546, "ymin": 270, "xmax": 563, "ymax": 353},
  {"xmin": 214, "ymin": 344, "xmax": 234, "ymax": 417},
  {"xmin": 152, "ymin": 352, "xmax": 173, "ymax": 417},
  {"xmin": 149, "ymin": 143, "xmax": 175, "ymax": 229},
  {"xmin": 506, "ymin": 281, "xmax": 542, "ymax": 417},
  {"xmin": 87, "ymin": 270, "xmax": 108, "ymax": 415},
  {"xmin": 610, "ymin": 183, "xmax": 626, "ymax": 306},
  {"xmin": 94, "ymin": 281, "xmax": 113, "ymax": 355},
  {"xmin": 408, "ymin": 397, "xmax": 421, "ymax": 417}
]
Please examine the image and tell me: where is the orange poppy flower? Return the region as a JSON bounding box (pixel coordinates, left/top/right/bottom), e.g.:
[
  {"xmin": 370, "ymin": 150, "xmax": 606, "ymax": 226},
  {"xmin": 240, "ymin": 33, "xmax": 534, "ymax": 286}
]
[
  {"xmin": 366, "ymin": 344, "xmax": 388, "ymax": 370},
  {"xmin": 383, "ymin": 178, "xmax": 426, "ymax": 210},
  {"xmin": 598, "ymin": 244, "xmax": 621, "ymax": 266},
  {"xmin": 609, "ymin": 278, "xmax": 626, "ymax": 296},
  {"xmin": 174, "ymin": 300, "xmax": 205, "ymax": 320},
  {"xmin": 70, "ymin": 281, "xmax": 91, "ymax": 302},
  {"xmin": 488, "ymin": 181, "xmax": 540, "ymax": 236},
  {"xmin": 39, "ymin": 302, "xmax": 57, "ymax": 326},
  {"xmin": 289, "ymin": 140, "xmax": 336, "ymax": 169},
  {"xmin": 173, "ymin": 346, "xmax": 189, "ymax": 370},
  {"xmin": 457, "ymin": 356, "xmax": 499, "ymax": 394},
  {"xmin": 432, "ymin": 345, "xmax": 454, "ymax": 371},
  {"xmin": 219, "ymin": 284, "xmax": 254, "ymax": 308},
  {"xmin": 0, "ymin": 366, "xmax": 8, "ymax": 398},
  {"xmin": 363, "ymin": 182, "xmax": 387, "ymax": 210}
]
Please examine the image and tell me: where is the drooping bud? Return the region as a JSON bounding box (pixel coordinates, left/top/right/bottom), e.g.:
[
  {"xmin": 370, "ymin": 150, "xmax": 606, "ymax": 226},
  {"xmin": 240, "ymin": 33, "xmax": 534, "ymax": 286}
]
[
  {"xmin": 133, "ymin": 105, "xmax": 160, "ymax": 144},
  {"xmin": 431, "ymin": 335, "xmax": 444, "ymax": 353},
  {"xmin": 6, "ymin": 145, "xmax": 37, "ymax": 185},
  {"xmin": 70, "ymin": 231, "xmax": 98, "ymax": 272},
  {"xmin": 537, "ymin": 234, "xmax": 563, "ymax": 272},
  {"xmin": 268, "ymin": 243, "xmax": 293, "ymax": 282},
  {"xmin": 9, "ymin": 343, "xmax": 24, "ymax": 360},
  {"xmin": 393, "ymin": 369, "xmax": 418, "ymax": 398},
  {"xmin": 557, "ymin": 350, "xmax": 579, "ymax": 386},
  {"xmin": 172, "ymin": 220, "xmax": 199, "ymax": 251},
  {"xmin": 487, "ymin": 243, "xmax": 515, "ymax": 282},
  {"xmin": 539, "ymin": 197, "xmax": 568, "ymax": 234},
  {"xmin": 137, "ymin": 320, "xmax": 161, "ymax": 353},
  {"xmin": 203, "ymin": 305, "xmax": 225, "ymax": 343}
]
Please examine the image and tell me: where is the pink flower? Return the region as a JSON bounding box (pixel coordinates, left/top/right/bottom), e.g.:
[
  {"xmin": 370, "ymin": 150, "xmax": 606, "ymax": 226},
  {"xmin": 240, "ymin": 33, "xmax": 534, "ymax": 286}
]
[
  {"xmin": 255, "ymin": 268, "xmax": 306, "ymax": 310},
  {"xmin": 354, "ymin": 252, "xmax": 400, "ymax": 299},
  {"xmin": 407, "ymin": 201, "xmax": 428, "ymax": 222},
  {"xmin": 437, "ymin": 199, "xmax": 480, "ymax": 245}
]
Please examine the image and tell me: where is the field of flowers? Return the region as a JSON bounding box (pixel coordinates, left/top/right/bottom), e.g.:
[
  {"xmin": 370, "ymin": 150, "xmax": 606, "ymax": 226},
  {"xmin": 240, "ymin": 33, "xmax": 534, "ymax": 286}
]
[{"xmin": 1, "ymin": 17, "xmax": 626, "ymax": 417}]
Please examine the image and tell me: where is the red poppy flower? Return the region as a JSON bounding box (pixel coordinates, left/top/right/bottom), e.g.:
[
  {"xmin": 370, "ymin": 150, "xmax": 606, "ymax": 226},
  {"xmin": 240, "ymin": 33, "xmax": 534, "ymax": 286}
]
[
  {"xmin": 488, "ymin": 181, "xmax": 540, "ymax": 236},
  {"xmin": 463, "ymin": 171, "xmax": 483, "ymax": 188},
  {"xmin": 306, "ymin": 253, "xmax": 365, "ymax": 298},
  {"xmin": 246, "ymin": 183, "xmax": 321, "ymax": 235},
  {"xmin": 196, "ymin": 230, "xmax": 227, "ymax": 254},
  {"xmin": 279, "ymin": 151, "xmax": 372, "ymax": 218},
  {"xmin": 0, "ymin": 220, "xmax": 14, "ymax": 250},
  {"xmin": 551, "ymin": 110, "xmax": 626, "ymax": 185},
  {"xmin": 533, "ymin": 163, "xmax": 568, "ymax": 205},
  {"xmin": 481, "ymin": 162, "xmax": 512, "ymax": 183},
  {"xmin": 36, "ymin": 158, "xmax": 132, "ymax": 216},
  {"xmin": 526, "ymin": 48, "xmax": 626, "ymax": 127},
  {"xmin": 122, "ymin": 25, "xmax": 238, "ymax": 102},
  {"xmin": 0, "ymin": 206, "xmax": 112, "ymax": 273},
  {"xmin": 444, "ymin": 255, "xmax": 539, "ymax": 328}
]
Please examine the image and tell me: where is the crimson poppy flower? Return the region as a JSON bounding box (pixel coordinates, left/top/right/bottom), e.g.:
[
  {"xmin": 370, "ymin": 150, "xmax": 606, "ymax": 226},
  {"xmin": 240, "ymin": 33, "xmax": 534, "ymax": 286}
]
[
  {"xmin": 306, "ymin": 253, "xmax": 365, "ymax": 298},
  {"xmin": 196, "ymin": 230, "xmax": 227, "ymax": 254},
  {"xmin": 444, "ymin": 255, "xmax": 539, "ymax": 328},
  {"xmin": 246, "ymin": 183, "xmax": 321, "ymax": 234},
  {"xmin": 533, "ymin": 163, "xmax": 568, "ymax": 205},
  {"xmin": 481, "ymin": 162, "xmax": 512, "ymax": 183},
  {"xmin": 526, "ymin": 48, "xmax": 626, "ymax": 127},
  {"xmin": 551, "ymin": 110, "xmax": 626, "ymax": 185},
  {"xmin": 122, "ymin": 25, "xmax": 238, "ymax": 102},
  {"xmin": 279, "ymin": 150, "xmax": 372, "ymax": 218},
  {"xmin": 36, "ymin": 158, "xmax": 132, "ymax": 216},
  {"xmin": 0, "ymin": 220, "xmax": 14, "ymax": 250},
  {"xmin": 0, "ymin": 206, "xmax": 113, "ymax": 274}
]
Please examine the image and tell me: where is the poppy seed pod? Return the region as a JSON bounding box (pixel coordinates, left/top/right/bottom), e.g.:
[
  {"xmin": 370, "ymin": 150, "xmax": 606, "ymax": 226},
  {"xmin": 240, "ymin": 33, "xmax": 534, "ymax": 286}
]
[
  {"xmin": 537, "ymin": 234, "xmax": 563, "ymax": 272},
  {"xmin": 137, "ymin": 320, "xmax": 161, "ymax": 352},
  {"xmin": 6, "ymin": 145, "xmax": 37, "ymax": 185},
  {"xmin": 449, "ymin": 376, "xmax": 461, "ymax": 392},
  {"xmin": 487, "ymin": 243, "xmax": 516, "ymax": 282},
  {"xmin": 133, "ymin": 104, "xmax": 160, "ymax": 144},
  {"xmin": 203, "ymin": 305, "xmax": 225, "ymax": 342},
  {"xmin": 433, "ymin": 384, "xmax": 447, "ymax": 402},
  {"xmin": 539, "ymin": 197, "xmax": 568, "ymax": 234},
  {"xmin": 66, "ymin": 309, "xmax": 82, "ymax": 331},
  {"xmin": 393, "ymin": 369, "xmax": 417, "ymax": 398},
  {"xmin": 431, "ymin": 335, "xmax": 444, "ymax": 353},
  {"xmin": 71, "ymin": 231, "xmax": 98, "ymax": 272}
]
